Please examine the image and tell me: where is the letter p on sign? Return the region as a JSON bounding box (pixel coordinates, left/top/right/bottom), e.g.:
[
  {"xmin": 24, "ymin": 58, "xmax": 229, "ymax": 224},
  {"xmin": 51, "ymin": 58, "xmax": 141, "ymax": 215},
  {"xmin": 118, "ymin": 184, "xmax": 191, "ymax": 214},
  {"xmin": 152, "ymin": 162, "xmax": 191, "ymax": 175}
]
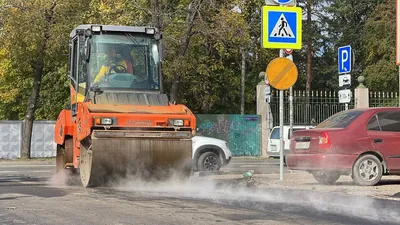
[{"xmin": 338, "ymin": 45, "xmax": 352, "ymax": 74}]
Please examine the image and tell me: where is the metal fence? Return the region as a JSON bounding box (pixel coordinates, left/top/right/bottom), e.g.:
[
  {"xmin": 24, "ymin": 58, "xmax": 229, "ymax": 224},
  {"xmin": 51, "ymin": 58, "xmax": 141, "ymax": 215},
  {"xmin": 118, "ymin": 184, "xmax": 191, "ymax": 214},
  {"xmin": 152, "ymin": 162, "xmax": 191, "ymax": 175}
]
[
  {"xmin": 270, "ymin": 90, "xmax": 355, "ymax": 127},
  {"xmin": 270, "ymin": 90, "xmax": 399, "ymax": 127},
  {"xmin": 0, "ymin": 121, "xmax": 56, "ymax": 159},
  {"xmin": 369, "ymin": 92, "xmax": 399, "ymax": 107}
]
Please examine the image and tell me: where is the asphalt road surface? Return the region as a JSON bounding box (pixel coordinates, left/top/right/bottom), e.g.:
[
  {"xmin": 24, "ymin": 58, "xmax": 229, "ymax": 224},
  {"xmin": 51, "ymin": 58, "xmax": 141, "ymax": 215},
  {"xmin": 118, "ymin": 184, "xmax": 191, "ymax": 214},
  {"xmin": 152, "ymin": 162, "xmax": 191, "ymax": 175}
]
[
  {"xmin": 0, "ymin": 158, "xmax": 286, "ymax": 177},
  {"xmin": 0, "ymin": 159, "xmax": 399, "ymax": 225}
]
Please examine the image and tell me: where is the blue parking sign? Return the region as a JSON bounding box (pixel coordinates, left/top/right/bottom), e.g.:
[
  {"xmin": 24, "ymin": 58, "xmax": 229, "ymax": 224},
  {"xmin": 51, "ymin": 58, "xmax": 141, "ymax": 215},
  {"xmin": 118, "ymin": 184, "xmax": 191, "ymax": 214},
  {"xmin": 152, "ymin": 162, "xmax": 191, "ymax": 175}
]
[
  {"xmin": 338, "ymin": 46, "xmax": 352, "ymax": 74},
  {"xmin": 273, "ymin": 0, "xmax": 293, "ymax": 4}
]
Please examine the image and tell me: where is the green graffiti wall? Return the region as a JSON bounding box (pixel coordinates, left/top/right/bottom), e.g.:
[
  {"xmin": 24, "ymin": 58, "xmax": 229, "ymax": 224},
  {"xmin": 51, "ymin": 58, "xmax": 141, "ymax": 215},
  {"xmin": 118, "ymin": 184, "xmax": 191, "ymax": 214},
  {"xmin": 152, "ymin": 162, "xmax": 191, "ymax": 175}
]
[{"xmin": 195, "ymin": 114, "xmax": 261, "ymax": 156}]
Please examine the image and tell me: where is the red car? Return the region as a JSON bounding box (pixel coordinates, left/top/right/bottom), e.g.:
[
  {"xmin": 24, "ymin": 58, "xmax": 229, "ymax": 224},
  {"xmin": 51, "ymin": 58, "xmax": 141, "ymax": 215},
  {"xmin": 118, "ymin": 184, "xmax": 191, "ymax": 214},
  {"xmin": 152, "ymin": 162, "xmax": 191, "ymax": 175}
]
[{"xmin": 286, "ymin": 107, "xmax": 400, "ymax": 186}]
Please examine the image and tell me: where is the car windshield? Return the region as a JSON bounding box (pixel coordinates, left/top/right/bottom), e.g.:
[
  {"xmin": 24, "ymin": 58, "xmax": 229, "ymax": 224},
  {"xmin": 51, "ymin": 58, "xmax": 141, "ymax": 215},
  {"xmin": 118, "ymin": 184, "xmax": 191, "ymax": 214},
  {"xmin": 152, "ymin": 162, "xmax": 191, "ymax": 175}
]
[
  {"xmin": 270, "ymin": 128, "xmax": 280, "ymax": 139},
  {"xmin": 316, "ymin": 110, "xmax": 363, "ymax": 128},
  {"xmin": 88, "ymin": 33, "xmax": 160, "ymax": 90}
]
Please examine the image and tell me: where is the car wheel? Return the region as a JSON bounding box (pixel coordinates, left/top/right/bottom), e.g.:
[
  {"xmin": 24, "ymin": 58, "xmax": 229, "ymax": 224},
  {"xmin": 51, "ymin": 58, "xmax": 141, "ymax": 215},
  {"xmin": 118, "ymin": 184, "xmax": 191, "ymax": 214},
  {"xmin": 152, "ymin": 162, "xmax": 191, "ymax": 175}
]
[
  {"xmin": 352, "ymin": 154, "xmax": 382, "ymax": 186},
  {"xmin": 312, "ymin": 172, "xmax": 341, "ymax": 185},
  {"xmin": 197, "ymin": 151, "xmax": 221, "ymax": 171}
]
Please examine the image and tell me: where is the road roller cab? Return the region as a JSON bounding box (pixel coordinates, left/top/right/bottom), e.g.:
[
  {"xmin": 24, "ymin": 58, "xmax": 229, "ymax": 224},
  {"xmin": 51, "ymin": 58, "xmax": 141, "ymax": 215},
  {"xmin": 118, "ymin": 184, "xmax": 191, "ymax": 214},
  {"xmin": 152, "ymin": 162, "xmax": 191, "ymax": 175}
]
[{"xmin": 54, "ymin": 24, "xmax": 196, "ymax": 187}]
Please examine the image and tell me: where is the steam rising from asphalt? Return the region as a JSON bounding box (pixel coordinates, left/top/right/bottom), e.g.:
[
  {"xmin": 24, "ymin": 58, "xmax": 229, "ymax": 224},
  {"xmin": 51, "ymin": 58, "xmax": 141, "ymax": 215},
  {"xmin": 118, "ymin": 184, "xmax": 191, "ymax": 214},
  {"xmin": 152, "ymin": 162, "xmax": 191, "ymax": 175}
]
[
  {"xmin": 45, "ymin": 166, "xmax": 400, "ymax": 223},
  {"xmin": 112, "ymin": 172, "xmax": 400, "ymax": 224},
  {"xmin": 47, "ymin": 169, "xmax": 81, "ymax": 187}
]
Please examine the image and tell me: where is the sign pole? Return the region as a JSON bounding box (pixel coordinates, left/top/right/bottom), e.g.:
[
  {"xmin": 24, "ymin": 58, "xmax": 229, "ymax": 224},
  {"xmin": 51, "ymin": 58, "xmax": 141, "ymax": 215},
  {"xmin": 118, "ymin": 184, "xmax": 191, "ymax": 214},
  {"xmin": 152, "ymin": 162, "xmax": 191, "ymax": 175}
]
[
  {"xmin": 279, "ymin": 49, "xmax": 284, "ymax": 181},
  {"xmin": 289, "ymin": 89, "xmax": 293, "ymax": 134},
  {"xmin": 287, "ymin": 55, "xmax": 294, "ymax": 150},
  {"xmin": 266, "ymin": 55, "xmax": 298, "ymax": 182},
  {"xmin": 262, "ymin": 0, "xmax": 301, "ymax": 182},
  {"xmin": 278, "ymin": 0, "xmax": 284, "ymax": 182}
]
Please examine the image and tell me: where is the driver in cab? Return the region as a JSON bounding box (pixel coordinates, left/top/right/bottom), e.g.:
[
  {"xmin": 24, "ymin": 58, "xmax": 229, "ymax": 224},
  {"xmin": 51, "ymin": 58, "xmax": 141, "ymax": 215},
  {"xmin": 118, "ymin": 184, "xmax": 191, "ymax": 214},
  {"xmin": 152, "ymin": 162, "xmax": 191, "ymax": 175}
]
[{"xmin": 93, "ymin": 46, "xmax": 128, "ymax": 83}]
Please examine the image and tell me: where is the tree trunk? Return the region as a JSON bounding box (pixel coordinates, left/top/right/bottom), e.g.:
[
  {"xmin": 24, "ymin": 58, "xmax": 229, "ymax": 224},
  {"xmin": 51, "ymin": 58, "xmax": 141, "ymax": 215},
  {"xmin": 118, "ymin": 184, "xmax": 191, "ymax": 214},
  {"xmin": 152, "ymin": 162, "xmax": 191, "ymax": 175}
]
[
  {"xmin": 306, "ymin": 0, "xmax": 312, "ymax": 92},
  {"xmin": 21, "ymin": 58, "xmax": 44, "ymax": 159},
  {"xmin": 150, "ymin": 0, "xmax": 163, "ymax": 30},
  {"xmin": 240, "ymin": 47, "xmax": 246, "ymax": 114},
  {"xmin": 169, "ymin": 0, "xmax": 203, "ymax": 103},
  {"xmin": 170, "ymin": 75, "xmax": 180, "ymax": 103},
  {"xmin": 21, "ymin": 1, "xmax": 56, "ymax": 159}
]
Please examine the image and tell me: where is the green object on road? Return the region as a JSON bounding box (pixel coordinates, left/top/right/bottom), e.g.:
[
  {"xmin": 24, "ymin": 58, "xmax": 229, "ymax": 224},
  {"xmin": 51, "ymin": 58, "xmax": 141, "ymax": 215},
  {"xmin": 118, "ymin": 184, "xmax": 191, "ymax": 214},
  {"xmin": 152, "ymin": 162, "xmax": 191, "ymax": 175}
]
[{"xmin": 243, "ymin": 171, "xmax": 253, "ymax": 178}]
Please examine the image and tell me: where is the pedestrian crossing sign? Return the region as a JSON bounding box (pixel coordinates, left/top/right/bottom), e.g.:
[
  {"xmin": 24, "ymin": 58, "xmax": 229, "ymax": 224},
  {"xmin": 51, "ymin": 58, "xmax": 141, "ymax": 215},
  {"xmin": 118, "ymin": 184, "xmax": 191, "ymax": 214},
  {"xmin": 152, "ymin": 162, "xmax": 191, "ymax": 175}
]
[{"xmin": 262, "ymin": 6, "xmax": 302, "ymax": 49}]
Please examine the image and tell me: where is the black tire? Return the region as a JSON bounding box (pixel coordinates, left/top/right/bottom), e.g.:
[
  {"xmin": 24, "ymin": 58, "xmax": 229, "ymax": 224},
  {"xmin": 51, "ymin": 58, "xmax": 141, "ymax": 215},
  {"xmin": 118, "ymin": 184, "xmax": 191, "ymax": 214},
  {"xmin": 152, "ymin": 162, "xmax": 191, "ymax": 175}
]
[
  {"xmin": 197, "ymin": 151, "xmax": 221, "ymax": 171},
  {"xmin": 56, "ymin": 139, "xmax": 77, "ymax": 174},
  {"xmin": 352, "ymin": 154, "xmax": 383, "ymax": 186},
  {"xmin": 55, "ymin": 141, "xmax": 79, "ymax": 185},
  {"xmin": 312, "ymin": 172, "xmax": 341, "ymax": 185},
  {"xmin": 56, "ymin": 144, "xmax": 66, "ymax": 174}
]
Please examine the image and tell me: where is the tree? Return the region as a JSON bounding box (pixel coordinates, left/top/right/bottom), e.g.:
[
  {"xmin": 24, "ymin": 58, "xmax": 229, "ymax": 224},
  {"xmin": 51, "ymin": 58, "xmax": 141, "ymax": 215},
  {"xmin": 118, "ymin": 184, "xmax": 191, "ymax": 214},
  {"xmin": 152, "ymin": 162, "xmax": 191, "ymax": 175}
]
[
  {"xmin": 0, "ymin": 0, "xmax": 90, "ymax": 158},
  {"xmin": 320, "ymin": 0, "xmax": 385, "ymax": 90},
  {"xmin": 174, "ymin": 1, "xmax": 250, "ymax": 113},
  {"xmin": 0, "ymin": 0, "xmax": 59, "ymax": 159},
  {"xmin": 3, "ymin": 0, "xmax": 397, "ymax": 129},
  {"xmin": 293, "ymin": 0, "xmax": 327, "ymax": 92},
  {"xmin": 362, "ymin": 0, "xmax": 397, "ymax": 91}
]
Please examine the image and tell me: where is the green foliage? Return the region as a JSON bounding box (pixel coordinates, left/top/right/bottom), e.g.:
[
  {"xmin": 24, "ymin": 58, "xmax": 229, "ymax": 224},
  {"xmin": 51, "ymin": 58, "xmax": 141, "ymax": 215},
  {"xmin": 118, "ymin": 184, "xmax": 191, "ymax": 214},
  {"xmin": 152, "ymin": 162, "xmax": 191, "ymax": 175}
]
[
  {"xmin": 0, "ymin": 0, "xmax": 399, "ymax": 119},
  {"xmin": 0, "ymin": 0, "xmax": 90, "ymax": 120},
  {"xmin": 362, "ymin": 0, "xmax": 397, "ymax": 91},
  {"xmin": 316, "ymin": 0, "xmax": 386, "ymax": 90}
]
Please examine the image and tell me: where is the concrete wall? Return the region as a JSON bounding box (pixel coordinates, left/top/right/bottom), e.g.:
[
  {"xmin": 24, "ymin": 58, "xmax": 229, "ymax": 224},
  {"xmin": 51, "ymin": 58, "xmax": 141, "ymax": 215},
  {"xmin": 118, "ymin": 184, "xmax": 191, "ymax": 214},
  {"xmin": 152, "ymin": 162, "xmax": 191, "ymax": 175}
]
[
  {"xmin": 0, "ymin": 121, "xmax": 56, "ymax": 159},
  {"xmin": 0, "ymin": 121, "xmax": 22, "ymax": 159}
]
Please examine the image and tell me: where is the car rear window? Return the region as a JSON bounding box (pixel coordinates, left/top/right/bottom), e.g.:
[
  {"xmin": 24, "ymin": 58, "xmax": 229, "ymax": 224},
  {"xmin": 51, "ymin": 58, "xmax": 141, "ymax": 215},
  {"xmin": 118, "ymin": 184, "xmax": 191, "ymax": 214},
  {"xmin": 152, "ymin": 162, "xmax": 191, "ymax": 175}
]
[{"xmin": 316, "ymin": 110, "xmax": 363, "ymax": 128}]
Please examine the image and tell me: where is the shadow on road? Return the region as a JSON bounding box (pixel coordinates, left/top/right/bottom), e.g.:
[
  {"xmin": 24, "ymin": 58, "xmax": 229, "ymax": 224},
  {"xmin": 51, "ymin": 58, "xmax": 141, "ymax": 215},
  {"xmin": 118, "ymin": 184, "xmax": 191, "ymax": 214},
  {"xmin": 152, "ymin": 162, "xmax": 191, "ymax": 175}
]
[{"xmin": 0, "ymin": 184, "xmax": 67, "ymax": 198}]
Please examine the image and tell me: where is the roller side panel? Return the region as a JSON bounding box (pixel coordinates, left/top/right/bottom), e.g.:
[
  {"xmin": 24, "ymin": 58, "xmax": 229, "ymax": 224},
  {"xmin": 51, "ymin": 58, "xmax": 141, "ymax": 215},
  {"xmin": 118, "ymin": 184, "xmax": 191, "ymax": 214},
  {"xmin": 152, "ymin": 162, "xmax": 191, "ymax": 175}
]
[{"xmin": 54, "ymin": 109, "xmax": 74, "ymax": 145}]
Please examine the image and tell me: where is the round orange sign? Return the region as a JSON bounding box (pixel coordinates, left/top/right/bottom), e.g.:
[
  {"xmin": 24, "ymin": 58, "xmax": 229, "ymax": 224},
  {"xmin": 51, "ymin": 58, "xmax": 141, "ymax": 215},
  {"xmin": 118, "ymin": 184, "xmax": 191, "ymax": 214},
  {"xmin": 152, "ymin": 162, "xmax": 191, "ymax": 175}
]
[{"xmin": 266, "ymin": 57, "xmax": 298, "ymax": 90}]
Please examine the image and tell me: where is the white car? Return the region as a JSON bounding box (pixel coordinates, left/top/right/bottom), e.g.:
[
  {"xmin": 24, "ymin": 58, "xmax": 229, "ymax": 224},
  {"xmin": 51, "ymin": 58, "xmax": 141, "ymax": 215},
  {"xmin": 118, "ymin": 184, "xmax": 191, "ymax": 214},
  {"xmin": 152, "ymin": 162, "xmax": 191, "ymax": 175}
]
[
  {"xmin": 267, "ymin": 125, "xmax": 314, "ymax": 163},
  {"xmin": 192, "ymin": 136, "xmax": 232, "ymax": 171}
]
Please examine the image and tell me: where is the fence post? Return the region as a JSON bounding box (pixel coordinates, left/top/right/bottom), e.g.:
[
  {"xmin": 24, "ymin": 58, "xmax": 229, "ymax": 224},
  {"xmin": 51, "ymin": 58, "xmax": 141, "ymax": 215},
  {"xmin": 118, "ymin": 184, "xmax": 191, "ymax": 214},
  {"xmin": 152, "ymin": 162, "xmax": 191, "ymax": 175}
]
[
  {"xmin": 355, "ymin": 76, "xmax": 369, "ymax": 108},
  {"xmin": 257, "ymin": 72, "xmax": 270, "ymax": 158}
]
